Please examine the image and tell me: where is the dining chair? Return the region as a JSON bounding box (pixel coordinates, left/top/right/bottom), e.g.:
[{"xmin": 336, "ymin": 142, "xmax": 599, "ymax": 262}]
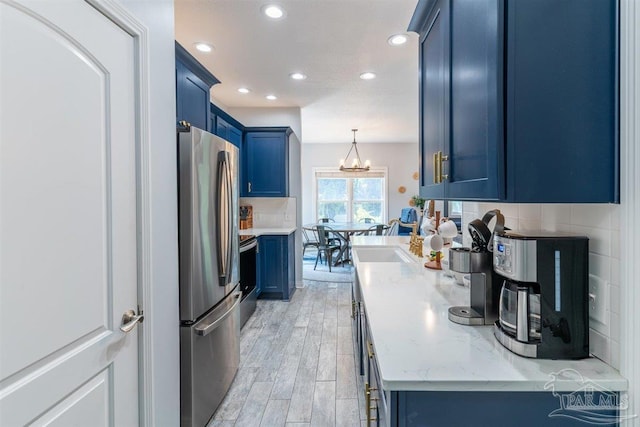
[
  {"xmin": 314, "ymin": 225, "xmax": 342, "ymax": 272},
  {"xmin": 359, "ymin": 217, "xmax": 375, "ymax": 223},
  {"xmin": 366, "ymin": 224, "xmax": 387, "ymax": 236},
  {"xmin": 302, "ymin": 227, "xmax": 320, "ymax": 257},
  {"xmin": 319, "ymin": 217, "xmax": 335, "ymax": 223}
]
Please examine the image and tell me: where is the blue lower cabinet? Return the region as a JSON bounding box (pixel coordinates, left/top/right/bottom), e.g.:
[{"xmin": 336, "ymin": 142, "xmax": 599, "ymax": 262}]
[
  {"xmin": 362, "ymin": 303, "xmax": 620, "ymax": 426},
  {"xmin": 256, "ymin": 234, "xmax": 295, "ymax": 300}
]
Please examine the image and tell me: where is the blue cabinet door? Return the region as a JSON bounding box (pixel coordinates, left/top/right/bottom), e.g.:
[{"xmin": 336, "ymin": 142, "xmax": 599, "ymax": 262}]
[
  {"xmin": 411, "ymin": 0, "xmax": 618, "ymax": 203},
  {"xmin": 175, "ymin": 42, "xmax": 219, "ymax": 131},
  {"xmin": 257, "ymin": 235, "xmax": 295, "ymax": 300},
  {"xmin": 417, "ymin": 0, "xmax": 448, "ymax": 200},
  {"xmin": 505, "ymin": 0, "xmax": 618, "ymax": 203},
  {"xmin": 228, "ymin": 125, "xmax": 242, "ymax": 147},
  {"xmin": 175, "ymin": 61, "xmax": 210, "ymax": 130},
  {"xmin": 243, "ymin": 131, "xmax": 289, "ymax": 197},
  {"xmin": 215, "ymin": 116, "xmax": 242, "ymax": 147},
  {"xmin": 447, "ymin": 0, "xmax": 504, "ymax": 200}
]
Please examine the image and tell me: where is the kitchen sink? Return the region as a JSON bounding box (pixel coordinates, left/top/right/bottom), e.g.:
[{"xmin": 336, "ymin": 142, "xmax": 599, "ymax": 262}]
[{"xmin": 352, "ymin": 246, "xmax": 414, "ymax": 263}]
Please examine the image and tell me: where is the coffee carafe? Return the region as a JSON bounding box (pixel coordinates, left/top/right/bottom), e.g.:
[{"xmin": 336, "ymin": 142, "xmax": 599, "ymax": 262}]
[
  {"xmin": 493, "ymin": 231, "xmax": 589, "ymax": 359},
  {"xmin": 448, "ymin": 210, "xmax": 504, "ymax": 326}
]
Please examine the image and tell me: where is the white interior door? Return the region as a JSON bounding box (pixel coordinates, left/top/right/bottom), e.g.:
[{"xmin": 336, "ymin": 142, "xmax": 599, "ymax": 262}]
[{"xmin": 0, "ymin": 1, "xmax": 140, "ymax": 425}]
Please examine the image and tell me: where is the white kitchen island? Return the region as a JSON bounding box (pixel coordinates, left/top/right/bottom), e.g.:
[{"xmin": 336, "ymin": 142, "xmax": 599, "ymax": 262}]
[{"xmin": 351, "ymin": 236, "xmax": 628, "ymax": 426}]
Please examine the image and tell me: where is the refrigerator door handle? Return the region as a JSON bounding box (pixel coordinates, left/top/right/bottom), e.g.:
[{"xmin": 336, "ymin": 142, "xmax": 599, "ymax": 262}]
[
  {"xmin": 225, "ymin": 153, "xmax": 234, "ymax": 287},
  {"xmin": 194, "ymin": 291, "xmax": 241, "ymax": 337},
  {"xmin": 216, "ymin": 151, "xmax": 232, "ymax": 286}
]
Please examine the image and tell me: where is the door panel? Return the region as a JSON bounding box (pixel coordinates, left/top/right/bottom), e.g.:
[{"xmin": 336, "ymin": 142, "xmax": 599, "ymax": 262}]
[
  {"xmin": 447, "ymin": 0, "xmax": 503, "ymax": 200},
  {"xmin": 419, "ymin": 3, "xmax": 448, "ymax": 199},
  {"xmin": 0, "ymin": 1, "xmax": 139, "ymax": 425}
]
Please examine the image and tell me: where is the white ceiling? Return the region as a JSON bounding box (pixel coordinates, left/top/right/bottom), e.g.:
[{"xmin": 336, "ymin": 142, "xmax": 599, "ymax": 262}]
[{"xmin": 174, "ymin": 0, "xmax": 419, "ymax": 144}]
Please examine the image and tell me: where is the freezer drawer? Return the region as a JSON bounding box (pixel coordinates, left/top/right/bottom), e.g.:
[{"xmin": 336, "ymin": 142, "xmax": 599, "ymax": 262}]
[{"xmin": 180, "ymin": 290, "xmax": 241, "ymax": 427}]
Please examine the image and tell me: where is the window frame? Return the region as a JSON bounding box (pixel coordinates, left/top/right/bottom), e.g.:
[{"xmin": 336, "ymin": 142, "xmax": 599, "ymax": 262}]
[{"xmin": 312, "ymin": 167, "xmax": 389, "ymax": 223}]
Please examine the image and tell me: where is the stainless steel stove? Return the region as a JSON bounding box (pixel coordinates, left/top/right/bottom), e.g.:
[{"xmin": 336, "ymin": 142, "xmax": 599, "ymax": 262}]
[{"xmin": 239, "ymin": 235, "xmax": 257, "ymax": 327}]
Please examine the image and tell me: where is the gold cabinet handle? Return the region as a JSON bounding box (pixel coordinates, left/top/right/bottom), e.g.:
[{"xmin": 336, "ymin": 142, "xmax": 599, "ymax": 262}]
[
  {"xmin": 248, "ymin": 182, "xmax": 252, "ymax": 193},
  {"xmin": 440, "ymin": 153, "xmax": 449, "ymax": 181},
  {"xmin": 365, "ymin": 382, "xmax": 372, "ymax": 427},
  {"xmin": 432, "ymin": 152, "xmax": 439, "ymax": 184},
  {"xmin": 351, "ymin": 300, "xmax": 356, "ymax": 319},
  {"xmin": 367, "ymin": 341, "xmax": 374, "ymax": 359},
  {"xmin": 433, "ymin": 151, "xmax": 449, "ymax": 184}
]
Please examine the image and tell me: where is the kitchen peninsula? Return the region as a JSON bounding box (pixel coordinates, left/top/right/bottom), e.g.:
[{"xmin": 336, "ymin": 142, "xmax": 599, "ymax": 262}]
[{"xmin": 351, "ymin": 236, "xmax": 627, "ymax": 426}]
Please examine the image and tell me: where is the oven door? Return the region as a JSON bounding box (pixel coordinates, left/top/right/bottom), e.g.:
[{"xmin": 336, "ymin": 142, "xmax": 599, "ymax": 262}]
[{"xmin": 239, "ymin": 236, "xmax": 257, "ymax": 328}]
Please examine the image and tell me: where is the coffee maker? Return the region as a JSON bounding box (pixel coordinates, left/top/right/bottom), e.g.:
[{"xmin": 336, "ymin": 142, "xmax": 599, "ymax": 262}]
[
  {"xmin": 448, "ymin": 210, "xmax": 504, "ymax": 326},
  {"xmin": 492, "ymin": 231, "xmax": 589, "ymax": 359}
]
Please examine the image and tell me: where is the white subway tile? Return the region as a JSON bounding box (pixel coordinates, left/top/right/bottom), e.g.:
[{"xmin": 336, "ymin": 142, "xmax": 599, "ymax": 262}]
[
  {"xmin": 503, "ymin": 216, "xmax": 518, "ymax": 231},
  {"xmin": 571, "ymin": 225, "xmax": 611, "ymax": 257},
  {"xmin": 516, "ymin": 219, "xmax": 542, "ymax": 231},
  {"xmin": 611, "ymin": 228, "xmax": 621, "ymax": 260},
  {"xmin": 610, "ymin": 205, "xmax": 621, "ymax": 230},
  {"xmin": 610, "ymin": 284, "xmax": 620, "ymax": 315},
  {"xmin": 571, "ymin": 204, "xmax": 612, "ymax": 229},
  {"xmin": 492, "ymin": 203, "xmax": 519, "ymax": 218},
  {"xmin": 610, "ymin": 259, "xmax": 621, "ymax": 289},
  {"xmin": 610, "ymin": 340, "xmax": 620, "ymax": 370},
  {"xmin": 541, "ymin": 204, "xmax": 572, "ymax": 226},
  {"xmin": 462, "ymin": 202, "xmax": 479, "ymax": 214},
  {"xmin": 589, "ymin": 329, "xmax": 611, "ymax": 364},
  {"xmin": 518, "ymin": 204, "xmax": 542, "ymax": 220},
  {"xmin": 610, "ymin": 311, "xmax": 621, "ymax": 342},
  {"xmin": 588, "ymin": 253, "xmax": 611, "ymax": 283}
]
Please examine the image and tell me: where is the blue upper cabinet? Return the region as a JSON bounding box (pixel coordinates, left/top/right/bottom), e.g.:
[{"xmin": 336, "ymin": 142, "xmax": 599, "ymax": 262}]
[
  {"xmin": 175, "ymin": 42, "xmax": 220, "ymax": 131},
  {"xmin": 417, "ymin": 0, "xmax": 448, "ymax": 200},
  {"xmin": 242, "ymin": 127, "xmax": 292, "ymax": 197},
  {"xmin": 210, "ymin": 104, "xmax": 243, "ymax": 147},
  {"xmin": 409, "ymin": 0, "xmax": 619, "ymax": 203}
]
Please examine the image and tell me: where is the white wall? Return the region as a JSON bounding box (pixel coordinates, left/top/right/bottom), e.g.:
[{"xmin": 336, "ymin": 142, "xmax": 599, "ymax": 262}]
[
  {"xmin": 227, "ymin": 107, "xmax": 302, "ymax": 139},
  {"xmin": 461, "ymin": 202, "xmax": 621, "ymax": 369},
  {"xmin": 301, "ymin": 143, "xmax": 419, "ymax": 224},
  {"xmin": 119, "ymin": 1, "xmax": 179, "ymax": 425}
]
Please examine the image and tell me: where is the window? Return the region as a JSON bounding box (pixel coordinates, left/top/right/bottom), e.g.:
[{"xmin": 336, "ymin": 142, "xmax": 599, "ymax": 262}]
[{"xmin": 314, "ymin": 168, "xmax": 387, "ymax": 222}]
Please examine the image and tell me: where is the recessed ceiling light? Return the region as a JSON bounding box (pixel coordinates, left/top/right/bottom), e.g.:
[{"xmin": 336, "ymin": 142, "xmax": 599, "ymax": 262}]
[
  {"xmin": 194, "ymin": 42, "xmax": 213, "ymax": 53},
  {"xmin": 360, "ymin": 72, "xmax": 376, "ymax": 80},
  {"xmin": 262, "ymin": 4, "xmax": 285, "ymax": 19},
  {"xmin": 388, "ymin": 34, "xmax": 408, "ymax": 46},
  {"xmin": 238, "ymin": 87, "xmax": 250, "ymax": 94},
  {"xmin": 290, "ymin": 72, "xmax": 307, "ymax": 80},
  {"xmin": 266, "ymin": 94, "xmax": 277, "ymax": 100}
]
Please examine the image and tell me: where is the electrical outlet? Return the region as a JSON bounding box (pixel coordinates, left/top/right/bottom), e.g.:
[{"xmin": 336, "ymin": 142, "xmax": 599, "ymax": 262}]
[{"xmin": 588, "ymin": 274, "xmax": 608, "ymax": 334}]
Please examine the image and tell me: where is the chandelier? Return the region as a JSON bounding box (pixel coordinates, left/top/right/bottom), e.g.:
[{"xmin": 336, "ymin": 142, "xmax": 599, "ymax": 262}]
[{"xmin": 339, "ymin": 129, "xmax": 370, "ymax": 172}]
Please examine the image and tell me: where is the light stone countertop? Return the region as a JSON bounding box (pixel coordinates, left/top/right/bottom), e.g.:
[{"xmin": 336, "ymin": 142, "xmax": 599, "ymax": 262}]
[
  {"xmin": 239, "ymin": 227, "xmax": 296, "ymax": 236},
  {"xmin": 351, "ymin": 235, "xmax": 628, "ymax": 392}
]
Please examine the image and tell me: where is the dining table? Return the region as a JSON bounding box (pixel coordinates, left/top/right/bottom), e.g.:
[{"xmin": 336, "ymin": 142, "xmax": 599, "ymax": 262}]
[{"xmin": 303, "ymin": 222, "xmax": 385, "ymax": 266}]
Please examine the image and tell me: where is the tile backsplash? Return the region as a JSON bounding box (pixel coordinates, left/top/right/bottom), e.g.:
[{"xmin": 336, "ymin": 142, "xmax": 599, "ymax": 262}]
[
  {"xmin": 462, "ymin": 202, "xmax": 622, "ymax": 369},
  {"xmin": 240, "ymin": 197, "xmax": 297, "ymax": 228}
]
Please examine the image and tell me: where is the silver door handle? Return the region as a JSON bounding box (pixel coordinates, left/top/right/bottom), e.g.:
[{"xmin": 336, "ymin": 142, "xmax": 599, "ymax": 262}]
[{"xmin": 120, "ymin": 309, "xmax": 144, "ymax": 333}]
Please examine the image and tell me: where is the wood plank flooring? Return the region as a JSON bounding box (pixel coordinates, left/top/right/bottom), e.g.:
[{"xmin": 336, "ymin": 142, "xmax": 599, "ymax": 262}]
[{"xmin": 209, "ymin": 280, "xmax": 368, "ymax": 427}]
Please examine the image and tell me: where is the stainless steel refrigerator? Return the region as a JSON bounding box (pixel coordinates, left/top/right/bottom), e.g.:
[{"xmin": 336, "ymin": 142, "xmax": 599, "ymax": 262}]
[{"xmin": 178, "ymin": 126, "xmax": 240, "ymax": 427}]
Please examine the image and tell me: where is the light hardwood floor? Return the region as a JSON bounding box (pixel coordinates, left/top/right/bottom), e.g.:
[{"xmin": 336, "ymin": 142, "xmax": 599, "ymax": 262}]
[{"xmin": 209, "ymin": 280, "xmax": 368, "ymax": 427}]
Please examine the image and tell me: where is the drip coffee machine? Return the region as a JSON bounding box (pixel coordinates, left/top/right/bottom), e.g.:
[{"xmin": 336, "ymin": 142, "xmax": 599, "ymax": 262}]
[{"xmin": 493, "ymin": 231, "xmax": 589, "ymax": 359}]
